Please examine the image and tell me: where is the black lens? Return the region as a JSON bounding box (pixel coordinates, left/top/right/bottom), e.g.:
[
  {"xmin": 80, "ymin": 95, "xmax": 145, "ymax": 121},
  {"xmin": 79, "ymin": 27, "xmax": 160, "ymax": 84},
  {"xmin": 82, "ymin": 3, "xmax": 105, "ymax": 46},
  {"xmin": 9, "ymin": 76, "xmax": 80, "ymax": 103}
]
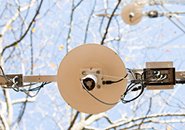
[{"xmin": 83, "ymin": 78, "xmax": 95, "ymax": 91}]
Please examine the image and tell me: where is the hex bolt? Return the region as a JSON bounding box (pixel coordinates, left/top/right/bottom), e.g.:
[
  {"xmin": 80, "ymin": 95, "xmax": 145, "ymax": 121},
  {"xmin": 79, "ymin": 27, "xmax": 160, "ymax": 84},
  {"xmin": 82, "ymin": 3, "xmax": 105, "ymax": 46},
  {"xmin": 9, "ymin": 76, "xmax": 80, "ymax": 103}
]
[
  {"xmin": 82, "ymin": 71, "xmax": 86, "ymax": 75},
  {"xmin": 96, "ymin": 70, "xmax": 100, "ymax": 74}
]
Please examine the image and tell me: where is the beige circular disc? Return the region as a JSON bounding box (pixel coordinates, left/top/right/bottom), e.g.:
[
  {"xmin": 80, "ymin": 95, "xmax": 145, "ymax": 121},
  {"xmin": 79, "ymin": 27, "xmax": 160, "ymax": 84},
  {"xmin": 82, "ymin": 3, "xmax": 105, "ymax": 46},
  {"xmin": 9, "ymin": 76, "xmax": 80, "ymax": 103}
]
[
  {"xmin": 57, "ymin": 44, "xmax": 127, "ymax": 114},
  {"xmin": 121, "ymin": 3, "xmax": 143, "ymax": 25}
]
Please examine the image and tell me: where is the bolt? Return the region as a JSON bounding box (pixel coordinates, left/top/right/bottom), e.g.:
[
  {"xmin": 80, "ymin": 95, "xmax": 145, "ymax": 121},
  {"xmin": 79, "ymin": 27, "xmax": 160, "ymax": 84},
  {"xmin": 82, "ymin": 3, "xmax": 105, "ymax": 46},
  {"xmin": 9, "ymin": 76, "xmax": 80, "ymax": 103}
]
[
  {"xmin": 82, "ymin": 71, "xmax": 86, "ymax": 75},
  {"xmin": 96, "ymin": 70, "xmax": 100, "ymax": 74},
  {"xmin": 97, "ymin": 85, "xmax": 101, "ymax": 89}
]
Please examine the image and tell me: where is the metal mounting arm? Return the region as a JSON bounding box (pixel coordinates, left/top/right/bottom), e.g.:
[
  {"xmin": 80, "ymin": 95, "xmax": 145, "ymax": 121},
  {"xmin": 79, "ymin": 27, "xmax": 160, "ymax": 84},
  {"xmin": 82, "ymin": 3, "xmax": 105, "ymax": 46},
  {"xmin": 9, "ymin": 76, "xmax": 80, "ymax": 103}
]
[
  {"xmin": 24, "ymin": 75, "xmax": 57, "ymax": 83},
  {"xmin": 1, "ymin": 62, "xmax": 185, "ymax": 90},
  {"xmin": 131, "ymin": 62, "xmax": 185, "ymax": 90},
  {"xmin": 0, "ymin": 75, "xmax": 57, "ymax": 87}
]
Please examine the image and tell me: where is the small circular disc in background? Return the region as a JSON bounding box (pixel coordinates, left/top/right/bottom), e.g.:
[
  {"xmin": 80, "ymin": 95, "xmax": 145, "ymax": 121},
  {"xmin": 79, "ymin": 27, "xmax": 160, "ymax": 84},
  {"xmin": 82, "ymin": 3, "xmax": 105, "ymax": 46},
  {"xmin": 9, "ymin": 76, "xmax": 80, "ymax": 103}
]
[
  {"xmin": 57, "ymin": 44, "xmax": 127, "ymax": 114},
  {"xmin": 121, "ymin": 3, "xmax": 143, "ymax": 25}
]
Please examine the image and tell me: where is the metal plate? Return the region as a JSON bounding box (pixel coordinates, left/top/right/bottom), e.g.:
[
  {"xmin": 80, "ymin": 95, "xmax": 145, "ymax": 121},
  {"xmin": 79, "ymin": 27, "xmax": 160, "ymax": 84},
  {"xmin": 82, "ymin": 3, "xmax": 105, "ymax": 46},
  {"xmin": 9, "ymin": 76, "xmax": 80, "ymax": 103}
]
[
  {"xmin": 146, "ymin": 62, "xmax": 174, "ymax": 89},
  {"xmin": 57, "ymin": 44, "xmax": 127, "ymax": 114},
  {"xmin": 121, "ymin": 3, "xmax": 143, "ymax": 25}
]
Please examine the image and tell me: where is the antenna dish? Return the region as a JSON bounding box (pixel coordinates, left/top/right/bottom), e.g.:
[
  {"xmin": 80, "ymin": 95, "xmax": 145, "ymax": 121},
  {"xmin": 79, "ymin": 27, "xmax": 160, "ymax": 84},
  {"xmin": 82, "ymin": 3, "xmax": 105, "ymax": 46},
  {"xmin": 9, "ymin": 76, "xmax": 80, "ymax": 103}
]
[
  {"xmin": 57, "ymin": 44, "xmax": 127, "ymax": 114},
  {"xmin": 121, "ymin": 3, "xmax": 143, "ymax": 25}
]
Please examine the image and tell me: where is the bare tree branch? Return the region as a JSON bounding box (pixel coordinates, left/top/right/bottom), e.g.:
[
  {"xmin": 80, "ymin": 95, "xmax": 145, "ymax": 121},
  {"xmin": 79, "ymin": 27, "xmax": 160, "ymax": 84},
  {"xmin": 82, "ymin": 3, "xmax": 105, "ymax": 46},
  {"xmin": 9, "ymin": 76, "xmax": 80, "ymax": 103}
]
[
  {"xmin": 9, "ymin": 0, "xmax": 44, "ymax": 125},
  {"xmin": 100, "ymin": 0, "xmax": 121, "ymax": 45},
  {"xmin": 120, "ymin": 118, "xmax": 185, "ymax": 130},
  {"xmin": 83, "ymin": 0, "xmax": 96, "ymax": 43},
  {"xmin": 12, "ymin": 98, "xmax": 35, "ymax": 105},
  {"xmin": 106, "ymin": 113, "xmax": 185, "ymax": 129},
  {"xmin": 1, "ymin": 0, "xmax": 43, "ymax": 56},
  {"xmin": 0, "ymin": 111, "xmax": 9, "ymax": 130},
  {"xmin": 66, "ymin": 0, "xmax": 85, "ymax": 53},
  {"xmin": 137, "ymin": 98, "xmax": 152, "ymax": 129},
  {"xmin": 71, "ymin": 113, "xmax": 106, "ymax": 130},
  {"xmin": 68, "ymin": 111, "xmax": 80, "ymax": 130},
  {"xmin": 2, "ymin": 89, "xmax": 13, "ymax": 126}
]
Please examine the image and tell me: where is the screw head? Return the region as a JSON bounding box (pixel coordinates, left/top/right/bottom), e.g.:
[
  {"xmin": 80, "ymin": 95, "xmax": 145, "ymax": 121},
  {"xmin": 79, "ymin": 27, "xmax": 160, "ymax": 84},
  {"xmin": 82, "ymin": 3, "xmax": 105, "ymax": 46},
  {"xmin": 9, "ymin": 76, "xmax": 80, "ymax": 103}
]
[
  {"xmin": 82, "ymin": 71, "xmax": 86, "ymax": 75},
  {"xmin": 96, "ymin": 70, "xmax": 100, "ymax": 74},
  {"xmin": 97, "ymin": 85, "xmax": 101, "ymax": 89}
]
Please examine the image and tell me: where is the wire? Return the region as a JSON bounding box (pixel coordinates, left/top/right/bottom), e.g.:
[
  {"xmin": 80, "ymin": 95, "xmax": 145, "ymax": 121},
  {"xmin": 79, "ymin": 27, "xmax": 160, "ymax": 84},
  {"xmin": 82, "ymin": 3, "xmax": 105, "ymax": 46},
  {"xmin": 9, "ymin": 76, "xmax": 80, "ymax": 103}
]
[
  {"xmin": 102, "ymin": 77, "xmax": 124, "ymax": 85},
  {"xmin": 102, "ymin": 73, "xmax": 128, "ymax": 85},
  {"xmin": 120, "ymin": 69, "xmax": 147, "ymax": 104},
  {"xmin": 81, "ymin": 73, "xmax": 128, "ymax": 105},
  {"xmin": 121, "ymin": 69, "xmax": 171, "ymax": 104},
  {"xmin": 82, "ymin": 69, "xmax": 146, "ymax": 105},
  {"xmin": 121, "ymin": 82, "xmax": 145, "ymax": 104},
  {"xmin": 127, "ymin": 68, "xmax": 139, "ymax": 80},
  {"xmin": 0, "ymin": 65, "xmax": 50, "ymax": 97},
  {"xmin": 18, "ymin": 82, "xmax": 51, "ymax": 97},
  {"xmin": 82, "ymin": 83, "xmax": 118, "ymax": 106}
]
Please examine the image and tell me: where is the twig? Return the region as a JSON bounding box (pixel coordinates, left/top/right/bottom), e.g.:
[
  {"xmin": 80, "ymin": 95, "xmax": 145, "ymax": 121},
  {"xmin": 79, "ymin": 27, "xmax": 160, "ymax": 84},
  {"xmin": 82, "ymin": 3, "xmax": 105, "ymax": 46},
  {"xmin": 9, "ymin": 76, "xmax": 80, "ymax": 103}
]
[
  {"xmin": 12, "ymin": 98, "xmax": 36, "ymax": 105},
  {"xmin": 137, "ymin": 98, "xmax": 152, "ymax": 129},
  {"xmin": 1, "ymin": 0, "xmax": 43, "ymax": 56},
  {"xmin": 68, "ymin": 111, "xmax": 80, "ymax": 130},
  {"xmin": 12, "ymin": 0, "xmax": 44, "ymax": 125},
  {"xmin": 0, "ymin": 112, "xmax": 10, "ymax": 130},
  {"xmin": 66, "ymin": 0, "xmax": 85, "ymax": 53},
  {"xmin": 83, "ymin": 0, "xmax": 96, "ymax": 43},
  {"xmin": 100, "ymin": 0, "xmax": 121, "ymax": 45},
  {"xmin": 106, "ymin": 113, "xmax": 185, "ymax": 129}
]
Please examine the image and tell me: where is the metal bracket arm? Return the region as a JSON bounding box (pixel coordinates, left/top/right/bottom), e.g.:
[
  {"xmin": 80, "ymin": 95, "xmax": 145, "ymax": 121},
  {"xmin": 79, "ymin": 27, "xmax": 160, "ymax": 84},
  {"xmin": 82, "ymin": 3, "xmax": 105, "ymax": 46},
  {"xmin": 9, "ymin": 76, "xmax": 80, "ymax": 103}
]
[
  {"xmin": 132, "ymin": 69, "xmax": 185, "ymax": 89},
  {"xmin": 23, "ymin": 75, "xmax": 57, "ymax": 83},
  {"xmin": 0, "ymin": 75, "xmax": 57, "ymax": 87}
]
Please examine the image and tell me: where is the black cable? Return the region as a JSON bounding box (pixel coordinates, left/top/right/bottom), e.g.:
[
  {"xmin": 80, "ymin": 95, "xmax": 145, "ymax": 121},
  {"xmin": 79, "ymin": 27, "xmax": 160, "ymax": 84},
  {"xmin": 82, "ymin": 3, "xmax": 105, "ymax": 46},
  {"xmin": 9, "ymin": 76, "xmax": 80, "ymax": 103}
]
[
  {"xmin": 19, "ymin": 82, "xmax": 51, "ymax": 97},
  {"xmin": 176, "ymin": 80, "xmax": 185, "ymax": 84},
  {"xmin": 82, "ymin": 83, "xmax": 118, "ymax": 106},
  {"xmin": 120, "ymin": 69, "xmax": 147, "ymax": 104},
  {"xmin": 84, "ymin": 69, "xmax": 147, "ymax": 105},
  {"xmin": 0, "ymin": 65, "xmax": 50, "ymax": 97},
  {"xmin": 102, "ymin": 73, "xmax": 128, "ymax": 85},
  {"xmin": 121, "ymin": 69, "xmax": 171, "ymax": 104},
  {"xmin": 102, "ymin": 78, "xmax": 124, "ymax": 85},
  {"xmin": 121, "ymin": 80, "xmax": 146, "ymax": 104},
  {"xmin": 86, "ymin": 69, "xmax": 152, "ymax": 105},
  {"xmin": 121, "ymin": 84, "xmax": 145, "ymax": 104},
  {"xmin": 82, "ymin": 72, "xmax": 129, "ymax": 105}
]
